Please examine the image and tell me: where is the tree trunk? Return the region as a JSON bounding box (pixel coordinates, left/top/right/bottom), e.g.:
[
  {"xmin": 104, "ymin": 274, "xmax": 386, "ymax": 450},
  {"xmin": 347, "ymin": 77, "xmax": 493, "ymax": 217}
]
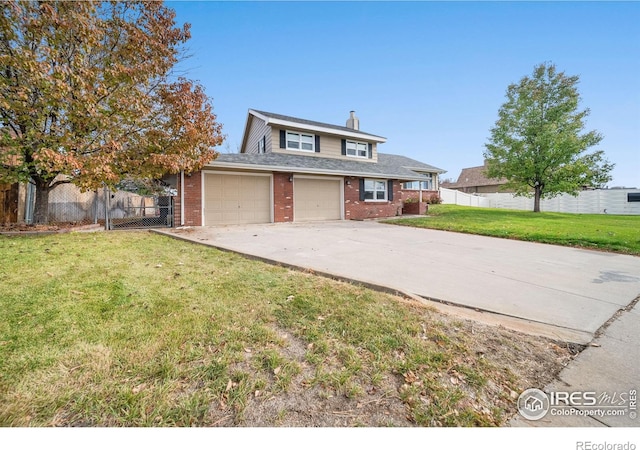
[
  {"xmin": 533, "ymin": 186, "xmax": 542, "ymax": 213},
  {"xmin": 33, "ymin": 179, "xmax": 52, "ymax": 224}
]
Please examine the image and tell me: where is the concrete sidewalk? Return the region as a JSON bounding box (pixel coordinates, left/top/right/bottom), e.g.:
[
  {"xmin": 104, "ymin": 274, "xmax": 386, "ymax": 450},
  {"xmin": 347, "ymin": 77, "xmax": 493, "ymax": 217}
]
[
  {"xmin": 156, "ymin": 220, "xmax": 640, "ymax": 345},
  {"xmin": 510, "ymin": 299, "xmax": 639, "ymax": 427}
]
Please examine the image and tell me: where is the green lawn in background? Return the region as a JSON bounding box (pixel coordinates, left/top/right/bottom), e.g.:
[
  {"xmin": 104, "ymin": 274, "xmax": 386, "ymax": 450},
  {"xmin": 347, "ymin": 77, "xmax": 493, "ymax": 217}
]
[{"xmin": 387, "ymin": 205, "xmax": 640, "ymax": 256}]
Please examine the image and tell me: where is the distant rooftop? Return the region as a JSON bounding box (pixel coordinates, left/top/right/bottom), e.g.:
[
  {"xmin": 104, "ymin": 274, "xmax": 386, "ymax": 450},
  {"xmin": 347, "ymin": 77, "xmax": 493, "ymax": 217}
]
[{"xmin": 449, "ymin": 162, "xmax": 506, "ymax": 188}]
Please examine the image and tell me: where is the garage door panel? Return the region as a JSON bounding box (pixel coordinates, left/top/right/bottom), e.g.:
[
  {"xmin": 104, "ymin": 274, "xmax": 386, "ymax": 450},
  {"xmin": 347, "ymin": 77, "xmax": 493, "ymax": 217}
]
[
  {"xmin": 204, "ymin": 173, "xmax": 271, "ymax": 225},
  {"xmin": 222, "ymin": 211, "xmax": 240, "ymax": 222},
  {"xmin": 294, "ymin": 178, "xmax": 341, "ymax": 222},
  {"xmin": 221, "ymin": 199, "xmax": 238, "ymax": 210}
]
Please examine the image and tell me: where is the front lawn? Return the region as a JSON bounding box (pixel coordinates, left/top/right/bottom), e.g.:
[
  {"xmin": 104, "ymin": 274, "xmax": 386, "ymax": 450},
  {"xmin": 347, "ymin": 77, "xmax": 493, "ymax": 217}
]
[
  {"xmin": 0, "ymin": 232, "xmax": 574, "ymax": 426},
  {"xmin": 387, "ymin": 205, "xmax": 640, "ymax": 255}
]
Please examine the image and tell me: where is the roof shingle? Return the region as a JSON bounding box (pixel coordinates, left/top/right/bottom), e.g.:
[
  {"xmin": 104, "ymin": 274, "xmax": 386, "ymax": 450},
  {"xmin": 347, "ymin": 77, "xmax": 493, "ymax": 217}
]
[
  {"xmin": 209, "ymin": 152, "xmax": 445, "ymax": 180},
  {"xmin": 450, "ymin": 164, "xmax": 506, "ymax": 188}
]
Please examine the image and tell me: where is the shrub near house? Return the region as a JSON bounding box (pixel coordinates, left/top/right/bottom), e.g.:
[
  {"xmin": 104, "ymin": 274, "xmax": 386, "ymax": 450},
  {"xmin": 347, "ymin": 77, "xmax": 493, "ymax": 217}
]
[{"xmin": 401, "ymin": 193, "xmax": 442, "ymax": 215}]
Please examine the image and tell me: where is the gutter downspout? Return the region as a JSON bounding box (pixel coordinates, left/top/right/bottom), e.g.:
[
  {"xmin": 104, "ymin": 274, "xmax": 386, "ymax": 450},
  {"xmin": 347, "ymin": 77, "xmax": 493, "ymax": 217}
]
[{"xmin": 180, "ymin": 170, "xmax": 185, "ymax": 226}]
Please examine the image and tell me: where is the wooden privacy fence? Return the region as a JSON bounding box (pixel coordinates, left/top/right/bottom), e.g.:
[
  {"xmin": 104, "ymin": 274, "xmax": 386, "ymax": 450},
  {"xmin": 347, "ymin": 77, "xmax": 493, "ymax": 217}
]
[{"xmin": 0, "ymin": 183, "xmax": 19, "ymax": 224}]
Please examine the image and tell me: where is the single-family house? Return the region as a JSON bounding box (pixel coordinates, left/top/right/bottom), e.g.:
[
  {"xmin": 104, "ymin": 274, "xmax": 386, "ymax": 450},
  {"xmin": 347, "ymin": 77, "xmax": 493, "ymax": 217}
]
[{"xmin": 174, "ymin": 110, "xmax": 445, "ymax": 226}]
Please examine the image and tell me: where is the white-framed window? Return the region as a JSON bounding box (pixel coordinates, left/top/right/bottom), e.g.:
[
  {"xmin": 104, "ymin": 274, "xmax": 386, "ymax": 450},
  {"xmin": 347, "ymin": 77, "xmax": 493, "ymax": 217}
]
[
  {"xmin": 402, "ymin": 174, "xmax": 433, "ymax": 190},
  {"xmin": 346, "ymin": 140, "xmax": 368, "ymax": 158},
  {"xmin": 286, "ymin": 131, "xmax": 315, "ymax": 152},
  {"xmin": 364, "ymin": 179, "xmax": 387, "ymax": 201},
  {"xmin": 258, "ymin": 135, "xmax": 265, "ymax": 153}
]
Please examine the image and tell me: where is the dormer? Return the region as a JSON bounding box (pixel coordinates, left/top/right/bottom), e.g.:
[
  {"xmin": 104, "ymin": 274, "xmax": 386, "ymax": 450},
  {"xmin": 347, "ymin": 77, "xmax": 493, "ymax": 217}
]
[{"xmin": 240, "ymin": 109, "xmax": 387, "ymax": 163}]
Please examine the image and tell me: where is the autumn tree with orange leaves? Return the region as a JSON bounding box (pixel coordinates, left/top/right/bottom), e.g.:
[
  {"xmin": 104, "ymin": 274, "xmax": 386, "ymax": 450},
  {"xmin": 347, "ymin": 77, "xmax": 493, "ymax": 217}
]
[{"xmin": 0, "ymin": 1, "xmax": 223, "ymax": 223}]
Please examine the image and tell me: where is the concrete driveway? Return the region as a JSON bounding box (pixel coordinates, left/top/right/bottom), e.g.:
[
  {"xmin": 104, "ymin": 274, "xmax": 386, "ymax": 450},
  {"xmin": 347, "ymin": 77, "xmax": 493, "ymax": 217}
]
[{"xmin": 160, "ymin": 221, "xmax": 640, "ymax": 344}]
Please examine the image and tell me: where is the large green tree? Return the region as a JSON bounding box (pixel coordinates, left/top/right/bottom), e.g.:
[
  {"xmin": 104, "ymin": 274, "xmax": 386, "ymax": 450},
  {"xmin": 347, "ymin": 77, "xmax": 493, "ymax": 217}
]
[
  {"xmin": 0, "ymin": 1, "xmax": 223, "ymax": 223},
  {"xmin": 484, "ymin": 63, "xmax": 613, "ymax": 212}
]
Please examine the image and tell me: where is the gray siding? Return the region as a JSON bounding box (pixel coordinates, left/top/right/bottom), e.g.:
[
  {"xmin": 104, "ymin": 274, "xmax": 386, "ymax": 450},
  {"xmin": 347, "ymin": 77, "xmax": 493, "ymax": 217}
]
[
  {"xmin": 270, "ymin": 127, "xmax": 378, "ymax": 163},
  {"xmin": 244, "ymin": 116, "xmax": 272, "ymax": 154}
]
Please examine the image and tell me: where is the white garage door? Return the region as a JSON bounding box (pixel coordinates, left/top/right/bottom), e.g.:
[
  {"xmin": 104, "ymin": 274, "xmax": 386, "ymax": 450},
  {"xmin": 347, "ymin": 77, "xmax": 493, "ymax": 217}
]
[
  {"xmin": 294, "ymin": 177, "xmax": 342, "ymax": 222},
  {"xmin": 204, "ymin": 173, "xmax": 271, "ymax": 225}
]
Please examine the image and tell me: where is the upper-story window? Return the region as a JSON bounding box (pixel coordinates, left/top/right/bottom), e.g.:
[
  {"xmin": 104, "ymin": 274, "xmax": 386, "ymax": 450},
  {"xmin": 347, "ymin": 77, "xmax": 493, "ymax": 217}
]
[
  {"xmin": 258, "ymin": 135, "xmax": 265, "ymax": 153},
  {"xmin": 346, "ymin": 140, "xmax": 368, "ymax": 158},
  {"xmin": 286, "ymin": 131, "xmax": 315, "ymax": 152}
]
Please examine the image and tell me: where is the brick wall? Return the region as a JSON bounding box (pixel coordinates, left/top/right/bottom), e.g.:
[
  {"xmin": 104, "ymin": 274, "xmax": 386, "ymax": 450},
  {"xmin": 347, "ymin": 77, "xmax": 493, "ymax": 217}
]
[
  {"xmin": 344, "ymin": 177, "xmax": 403, "ymax": 220},
  {"xmin": 176, "ymin": 170, "xmax": 202, "ymax": 226},
  {"xmin": 273, "ymin": 172, "xmax": 294, "ymax": 222}
]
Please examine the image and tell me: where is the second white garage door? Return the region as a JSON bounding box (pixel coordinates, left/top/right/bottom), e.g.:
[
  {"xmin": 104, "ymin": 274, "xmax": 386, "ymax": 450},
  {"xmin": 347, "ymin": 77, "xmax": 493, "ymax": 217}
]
[
  {"xmin": 294, "ymin": 177, "xmax": 342, "ymax": 222},
  {"xmin": 204, "ymin": 173, "xmax": 271, "ymax": 225}
]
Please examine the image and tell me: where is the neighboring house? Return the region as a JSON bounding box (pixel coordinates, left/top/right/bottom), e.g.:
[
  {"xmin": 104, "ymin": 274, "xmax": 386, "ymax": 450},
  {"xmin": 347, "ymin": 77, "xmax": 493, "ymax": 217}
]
[
  {"xmin": 175, "ymin": 110, "xmax": 445, "ymax": 226},
  {"xmin": 442, "ymin": 161, "xmax": 509, "ymax": 194}
]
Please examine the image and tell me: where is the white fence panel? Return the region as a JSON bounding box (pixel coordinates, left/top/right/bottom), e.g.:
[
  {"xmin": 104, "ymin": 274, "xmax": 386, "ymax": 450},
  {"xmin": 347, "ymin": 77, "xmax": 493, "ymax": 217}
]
[
  {"xmin": 439, "ymin": 188, "xmax": 491, "ymax": 208},
  {"xmin": 482, "ymin": 190, "xmax": 640, "ymax": 215},
  {"xmin": 488, "ymin": 193, "xmax": 530, "ymax": 211}
]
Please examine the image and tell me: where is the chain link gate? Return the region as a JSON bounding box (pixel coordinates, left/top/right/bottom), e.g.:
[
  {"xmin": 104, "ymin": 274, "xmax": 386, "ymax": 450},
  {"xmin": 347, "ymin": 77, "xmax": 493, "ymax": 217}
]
[
  {"xmin": 18, "ymin": 182, "xmax": 174, "ymax": 229},
  {"xmin": 106, "ymin": 189, "xmax": 173, "ymax": 230}
]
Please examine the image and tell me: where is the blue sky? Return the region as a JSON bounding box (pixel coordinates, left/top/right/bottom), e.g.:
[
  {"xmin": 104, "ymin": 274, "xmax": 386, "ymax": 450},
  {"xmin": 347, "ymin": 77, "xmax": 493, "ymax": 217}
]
[{"xmin": 168, "ymin": 1, "xmax": 640, "ymax": 188}]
